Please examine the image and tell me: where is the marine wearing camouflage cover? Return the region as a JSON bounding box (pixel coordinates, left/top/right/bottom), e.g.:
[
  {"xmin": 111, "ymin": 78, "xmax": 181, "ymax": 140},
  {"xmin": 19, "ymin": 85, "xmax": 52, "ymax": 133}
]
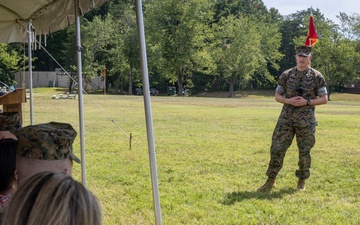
[
  {"xmin": 266, "ymin": 67, "xmax": 327, "ymax": 179},
  {"xmin": 0, "ymin": 112, "xmax": 21, "ymax": 133},
  {"xmin": 296, "ymin": 46, "xmax": 312, "ymax": 56},
  {"xmin": 14, "ymin": 122, "xmax": 80, "ymax": 163}
]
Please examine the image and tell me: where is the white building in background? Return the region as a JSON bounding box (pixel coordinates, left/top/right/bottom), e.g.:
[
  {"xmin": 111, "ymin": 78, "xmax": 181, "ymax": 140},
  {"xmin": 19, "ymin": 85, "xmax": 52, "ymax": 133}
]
[{"xmin": 14, "ymin": 70, "xmax": 104, "ymax": 91}]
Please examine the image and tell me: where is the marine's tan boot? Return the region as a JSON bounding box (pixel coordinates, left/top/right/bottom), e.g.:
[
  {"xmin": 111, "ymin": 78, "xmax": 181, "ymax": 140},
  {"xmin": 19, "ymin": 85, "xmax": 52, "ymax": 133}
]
[
  {"xmin": 297, "ymin": 179, "xmax": 306, "ymax": 191},
  {"xmin": 257, "ymin": 178, "xmax": 276, "ymax": 192}
]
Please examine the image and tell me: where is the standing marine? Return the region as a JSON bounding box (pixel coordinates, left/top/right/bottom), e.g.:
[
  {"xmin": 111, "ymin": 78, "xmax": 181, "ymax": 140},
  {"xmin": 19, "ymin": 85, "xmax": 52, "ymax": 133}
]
[{"xmin": 257, "ymin": 46, "xmax": 328, "ymax": 192}]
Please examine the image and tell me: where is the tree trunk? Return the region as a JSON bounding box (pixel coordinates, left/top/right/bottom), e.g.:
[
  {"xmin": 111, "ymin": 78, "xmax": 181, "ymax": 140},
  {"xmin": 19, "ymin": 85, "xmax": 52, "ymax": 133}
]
[
  {"xmin": 177, "ymin": 71, "xmax": 183, "ymax": 96},
  {"xmin": 120, "ymin": 76, "xmax": 124, "ymax": 94},
  {"xmin": 228, "ymin": 75, "xmax": 236, "ymax": 98},
  {"xmin": 128, "ymin": 67, "xmax": 133, "ymax": 95},
  {"xmin": 327, "ymin": 85, "xmax": 331, "ymax": 101},
  {"xmin": 68, "ymin": 75, "xmax": 74, "ymax": 93}
]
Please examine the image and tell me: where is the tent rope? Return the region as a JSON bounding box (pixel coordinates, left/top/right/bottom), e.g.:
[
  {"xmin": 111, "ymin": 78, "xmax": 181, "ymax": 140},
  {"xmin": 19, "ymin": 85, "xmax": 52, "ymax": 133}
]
[{"xmin": 35, "ymin": 39, "xmax": 131, "ymax": 140}]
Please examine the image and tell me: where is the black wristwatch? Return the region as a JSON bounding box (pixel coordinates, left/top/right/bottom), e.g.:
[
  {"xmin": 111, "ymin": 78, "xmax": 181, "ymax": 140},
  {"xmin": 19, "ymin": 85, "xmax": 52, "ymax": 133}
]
[{"xmin": 306, "ymin": 99, "xmax": 311, "ymax": 106}]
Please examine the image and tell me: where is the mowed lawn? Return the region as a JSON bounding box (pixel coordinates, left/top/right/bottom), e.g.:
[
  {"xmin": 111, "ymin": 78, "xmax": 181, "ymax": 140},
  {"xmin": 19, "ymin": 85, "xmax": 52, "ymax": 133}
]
[{"xmin": 20, "ymin": 89, "xmax": 360, "ymax": 225}]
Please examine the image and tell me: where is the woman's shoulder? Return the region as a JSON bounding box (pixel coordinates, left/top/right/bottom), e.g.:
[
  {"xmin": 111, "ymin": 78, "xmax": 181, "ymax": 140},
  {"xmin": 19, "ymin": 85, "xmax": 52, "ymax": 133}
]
[{"xmin": 0, "ymin": 194, "xmax": 11, "ymax": 210}]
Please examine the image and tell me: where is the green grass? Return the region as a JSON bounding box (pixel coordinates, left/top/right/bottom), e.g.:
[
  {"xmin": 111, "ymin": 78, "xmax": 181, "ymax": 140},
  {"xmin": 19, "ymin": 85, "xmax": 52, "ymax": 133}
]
[{"xmin": 19, "ymin": 88, "xmax": 360, "ymax": 225}]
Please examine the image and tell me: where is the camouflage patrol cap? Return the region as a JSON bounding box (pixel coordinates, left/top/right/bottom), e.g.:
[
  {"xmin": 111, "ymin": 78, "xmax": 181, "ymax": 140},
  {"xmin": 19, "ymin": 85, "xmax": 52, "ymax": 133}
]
[
  {"xmin": 296, "ymin": 46, "xmax": 312, "ymax": 56},
  {"xmin": 0, "ymin": 112, "xmax": 21, "ymax": 133},
  {"xmin": 14, "ymin": 122, "xmax": 80, "ymax": 163}
]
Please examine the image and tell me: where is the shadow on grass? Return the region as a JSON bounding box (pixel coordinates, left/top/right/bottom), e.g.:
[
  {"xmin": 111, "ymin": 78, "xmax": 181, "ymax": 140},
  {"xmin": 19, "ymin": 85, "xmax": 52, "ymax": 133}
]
[
  {"xmin": 193, "ymin": 90, "xmax": 275, "ymax": 98},
  {"xmin": 220, "ymin": 188, "xmax": 297, "ymax": 205}
]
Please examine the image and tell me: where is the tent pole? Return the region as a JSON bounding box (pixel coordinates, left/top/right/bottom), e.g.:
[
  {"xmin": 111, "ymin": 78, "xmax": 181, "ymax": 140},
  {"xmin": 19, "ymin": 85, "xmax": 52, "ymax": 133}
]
[
  {"xmin": 27, "ymin": 23, "xmax": 34, "ymax": 125},
  {"xmin": 74, "ymin": 0, "xmax": 87, "ymax": 186},
  {"xmin": 135, "ymin": 1, "xmax": 162, "ymax": 224}
]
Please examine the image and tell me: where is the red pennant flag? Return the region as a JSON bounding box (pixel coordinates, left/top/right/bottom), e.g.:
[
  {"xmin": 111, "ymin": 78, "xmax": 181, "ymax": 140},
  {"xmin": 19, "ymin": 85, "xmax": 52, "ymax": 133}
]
[{"xmin": 305, "ymin": 12, "xmax": 318, "ymax": 46}]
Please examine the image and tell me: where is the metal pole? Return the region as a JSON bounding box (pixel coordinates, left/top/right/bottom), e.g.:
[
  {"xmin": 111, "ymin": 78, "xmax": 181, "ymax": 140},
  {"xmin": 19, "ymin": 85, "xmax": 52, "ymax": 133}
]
[
  {"xmin": 22, "ymin": 43, "xmax": 26, "ymax": 88},
  {"xmin": 104, "ymin": 68, "xmax": 106, "ymax": 95},
  {"xmin": 27, "ymin": 23, "xmax": 34, "ymax": 125},
  {"xmin": 135, "ymin": 1, "xmax": 162, "ymax": 224},
  {"xmin": 74, "ymin": 0, "xmax": 87, "ymax": 186}
]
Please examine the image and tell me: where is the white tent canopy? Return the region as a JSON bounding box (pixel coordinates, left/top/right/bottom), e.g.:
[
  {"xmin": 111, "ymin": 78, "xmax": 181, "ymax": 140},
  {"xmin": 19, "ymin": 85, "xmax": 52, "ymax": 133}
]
[{"xmin": 0, "ymin": 0, "xmax": 104, "ymax": 43}]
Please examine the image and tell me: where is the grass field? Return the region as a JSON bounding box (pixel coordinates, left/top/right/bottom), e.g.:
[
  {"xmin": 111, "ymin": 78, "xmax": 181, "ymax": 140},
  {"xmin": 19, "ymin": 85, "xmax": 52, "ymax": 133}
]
[{"xmin": 17, "ymin": 88, "xmax": 360, "ymax": 224}]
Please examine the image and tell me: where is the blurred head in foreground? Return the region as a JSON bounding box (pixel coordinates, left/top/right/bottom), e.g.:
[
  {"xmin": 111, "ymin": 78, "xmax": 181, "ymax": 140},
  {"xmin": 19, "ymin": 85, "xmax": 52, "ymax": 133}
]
[
  {"xmin": 0, "ymin": 138, "xmax": 18, "ymax": 210},
  {"xmin": 1, "ymin": 171, "xmax": 102, "ymax": 225},
  {"xmin": 14, "ymin": 122, "xmax": 80, "ymax": 183}
]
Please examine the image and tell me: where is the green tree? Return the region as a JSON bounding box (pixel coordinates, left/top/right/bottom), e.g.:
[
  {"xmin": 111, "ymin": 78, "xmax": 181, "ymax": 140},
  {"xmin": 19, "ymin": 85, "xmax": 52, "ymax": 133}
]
[
  {"xmin": 212, "ymin": 15, "xmax": 282, "ymax": 97},
  {"xmin": 32, "ymin": 29, "xmax": 69, "ymax": 71},
  {"xmin": 212, "ymin": 0, "xmax": 269, "ymax": 22},
  {"xmin": 80, "ymin": 15, "xmax": 114, "ymax": 92},
  {"xmin": 213, "ymin": 15, "xmax": 258, "ymax": 97},
  {"xmin": 337, "ymin": 12, "xmax": 360, "ymax": 40},
  {"xmin": 211, "ymin": 0, "xmax": 283, "ymax": 92},
  {"xmin": 145, "ymin": 0, "xmax": 214, "ymax": 95},
  {"xmin": 315, "ymin": 40, "xmax": 360, "ymax": 99},
  {"xmin": 107, "ymin": 0, "xmax": 140, "ymax": 95},
  {"xmin": 0, "ymin": 43, "xmax": 23, "ymax": 86}
]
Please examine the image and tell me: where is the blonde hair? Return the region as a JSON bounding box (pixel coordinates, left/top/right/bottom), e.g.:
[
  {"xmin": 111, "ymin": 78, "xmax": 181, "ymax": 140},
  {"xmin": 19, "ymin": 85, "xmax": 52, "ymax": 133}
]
[{"xmin": 1, "ymin": 172, "xmax": 101, "ymax": 225}]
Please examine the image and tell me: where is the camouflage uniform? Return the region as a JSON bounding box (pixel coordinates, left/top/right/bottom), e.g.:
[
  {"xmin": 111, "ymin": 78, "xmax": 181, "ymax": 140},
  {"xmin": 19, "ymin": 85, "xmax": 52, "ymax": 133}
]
[
  {"xmin": 0, "ymin": 112, "xmax": 21, "ymax": 133},
  {"xmin": 14, "ymin": 122, "xmax": 80, "ymax": 163},
  {"xmin": 266, "ymin": 67, "xmax": 327, "ymax": 179}
]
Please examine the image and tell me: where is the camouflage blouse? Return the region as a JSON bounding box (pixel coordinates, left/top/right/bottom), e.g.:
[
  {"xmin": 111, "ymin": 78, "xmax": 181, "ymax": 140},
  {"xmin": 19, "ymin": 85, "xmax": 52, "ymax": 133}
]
[{"xmin": 275, "ymin": 67, "xmax": 327, "ymax": 127}]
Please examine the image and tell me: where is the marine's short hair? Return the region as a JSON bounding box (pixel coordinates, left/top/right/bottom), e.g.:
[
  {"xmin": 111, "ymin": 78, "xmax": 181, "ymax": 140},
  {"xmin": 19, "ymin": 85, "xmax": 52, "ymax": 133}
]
[
  {"xmin": 296, "ymin": 46, "xmax": 312, "ymax": 56},
  {"xmin": 14, "ymin": 122, "xmax": 80, "ymax": 163}
]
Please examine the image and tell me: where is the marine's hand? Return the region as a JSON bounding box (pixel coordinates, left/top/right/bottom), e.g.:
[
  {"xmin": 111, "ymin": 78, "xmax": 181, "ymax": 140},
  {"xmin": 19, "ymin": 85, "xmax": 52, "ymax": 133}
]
[
  {"xmin": 292, "ymin": 97, "xmax": 307, "ymax": 107},
  {"xmin": 289, "ymin": 96, "xmax": 302, "ymax": 101}
]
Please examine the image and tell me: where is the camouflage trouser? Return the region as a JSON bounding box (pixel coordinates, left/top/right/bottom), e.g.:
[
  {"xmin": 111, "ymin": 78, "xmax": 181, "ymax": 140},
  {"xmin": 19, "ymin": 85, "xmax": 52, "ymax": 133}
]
[{"xmin": 266, "ymin": 122, "xmax": 316, "ymax": 179}]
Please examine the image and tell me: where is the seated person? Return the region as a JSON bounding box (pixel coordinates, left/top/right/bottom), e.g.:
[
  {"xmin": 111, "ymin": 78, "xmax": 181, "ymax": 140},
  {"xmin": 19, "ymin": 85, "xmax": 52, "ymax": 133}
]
[
  {"xmin": 0, "ymin": 138, "xmax": 18, "ymax": 210},
  {"xmin": 14, "ymin": 122, "xmax": 81, "ymax": 184},
  {"xmin": 1, "ymin": 171, "xmax": 102, "ymax": 225}
]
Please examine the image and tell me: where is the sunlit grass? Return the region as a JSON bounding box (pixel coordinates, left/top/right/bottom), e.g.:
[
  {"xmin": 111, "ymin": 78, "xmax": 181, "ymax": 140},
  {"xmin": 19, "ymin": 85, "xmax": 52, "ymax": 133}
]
[{"xmin": 20, "ymin": 88, "xmax": 360, "ymax": 225}]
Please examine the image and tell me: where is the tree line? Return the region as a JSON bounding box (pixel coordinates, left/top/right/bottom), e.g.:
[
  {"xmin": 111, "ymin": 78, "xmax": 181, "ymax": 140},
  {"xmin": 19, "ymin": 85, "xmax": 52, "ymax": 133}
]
[{"xmin": 1, "ymin": 0, "xmax": 360, "ymax": 97}]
